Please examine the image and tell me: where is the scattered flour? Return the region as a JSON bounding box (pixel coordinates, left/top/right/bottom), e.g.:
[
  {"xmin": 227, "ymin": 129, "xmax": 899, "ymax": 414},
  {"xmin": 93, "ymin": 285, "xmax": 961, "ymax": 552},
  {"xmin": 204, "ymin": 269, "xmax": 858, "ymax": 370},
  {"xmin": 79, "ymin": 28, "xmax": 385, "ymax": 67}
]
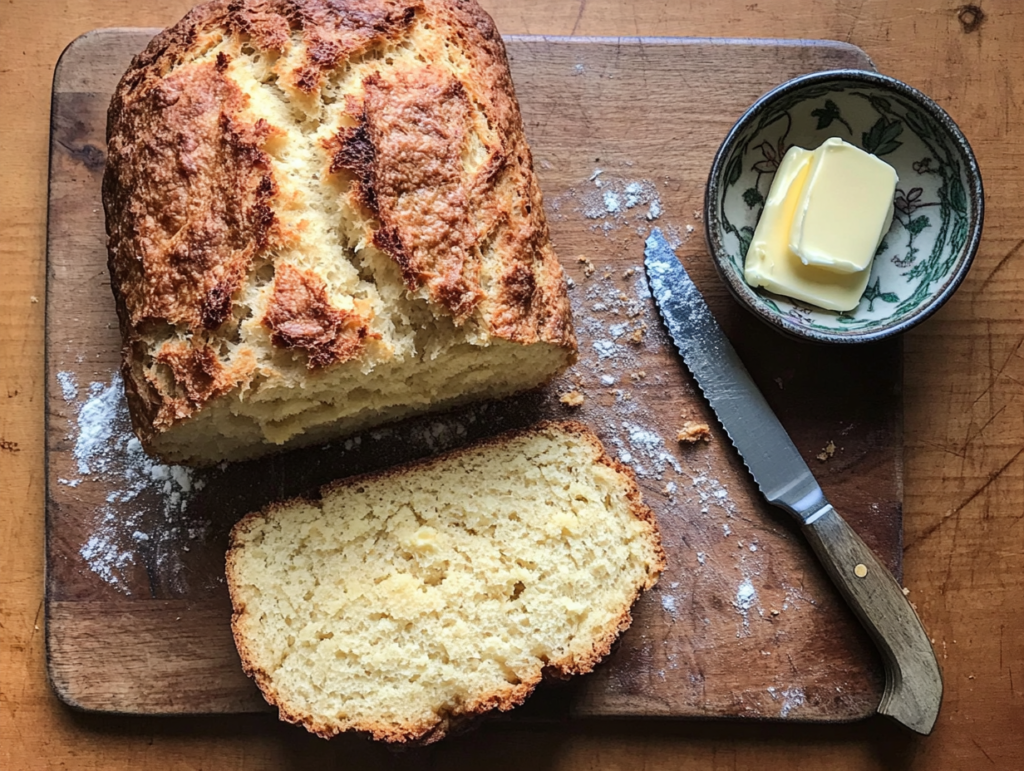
[
  {"xmin": 734, "ymin": 579, "xmax": 757, "ymax": 612},
  {"xmin": 733, "ymin": 578, "xmax": 760, "ymax": 637},
  {"xmin": 779, "ymin": 687, "xmax": 806, "ymax": 717},
  {"xmin": 577, "ymin": 172, "xmax": 663, "ymax": 227},
  {"xmin": 612, "ymin": 421, "xmax": 683, "ymax": 478},
  {"xmin": 767, "ymin": 686, "xmax": 806, "ymax": 718},
  {"xmin": 552, "ymin": 167, "xmax": 788, "ymax": 664},
  {"xmin": 72, "ymin": 380, "xmax": 125, "ymax": 475},
  {"xmin": 566, "ymin": 266, "xmax": 689, "ymax": 481},
  {"xmin": 592, "ymin": 339, "xmax": 617, "ymax": 359},
  {"xmin": 79, "ymin": 510, "xmax": 135, "ymax": 587},
  {"xmin": 690, "ymin": 466, "xmax": 739, "ymax": 517},
  {"xmin": 367, "ymin": 413, "xmax": 473, "ymax": 454},
  {"xmin": 603, "ymin": 420, "xmax": 683, "ymax": 479},
  {"xmin": 602, "ymin": 188, "xmax": 621, "ymax": 214},
  {"xmin": 56, "ymin": 371, "xmax": 78, "ymax": 402},
  {"xmin": 56, "ymin": 371, "xmax": 210, "ymax": 594}
]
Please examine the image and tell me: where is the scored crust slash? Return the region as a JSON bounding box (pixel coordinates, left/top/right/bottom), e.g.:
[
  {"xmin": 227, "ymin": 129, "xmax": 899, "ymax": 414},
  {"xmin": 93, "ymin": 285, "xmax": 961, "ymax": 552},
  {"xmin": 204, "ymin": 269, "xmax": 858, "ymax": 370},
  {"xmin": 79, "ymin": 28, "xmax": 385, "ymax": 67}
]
[{"xmin": 102, "ymin": 0, "xmax": 577, "ymax": 466}]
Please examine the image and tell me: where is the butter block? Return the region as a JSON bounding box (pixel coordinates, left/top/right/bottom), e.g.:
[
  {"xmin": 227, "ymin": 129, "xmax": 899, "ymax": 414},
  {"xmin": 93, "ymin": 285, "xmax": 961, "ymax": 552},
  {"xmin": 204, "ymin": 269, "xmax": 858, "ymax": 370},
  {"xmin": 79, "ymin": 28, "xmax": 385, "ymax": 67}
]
[
  {"xmin": 744, "ymin": 145, "xmax": 873, "ymax": 312},
  {"xmin": 789, "ymin": 137, "xmax": 898, "ymax": 274}
]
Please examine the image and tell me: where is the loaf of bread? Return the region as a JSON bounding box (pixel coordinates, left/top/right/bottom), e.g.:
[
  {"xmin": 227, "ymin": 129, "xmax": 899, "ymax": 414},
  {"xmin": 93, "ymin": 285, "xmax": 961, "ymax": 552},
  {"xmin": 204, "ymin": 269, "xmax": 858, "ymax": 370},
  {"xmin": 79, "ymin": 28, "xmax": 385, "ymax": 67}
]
[
  {"xmin": 103, "ymin": 0, "xmax": 576, "ymax": 465},
  {"xmin": 226, "ymin": 421, "xmax": 665, "ymax": 742}
]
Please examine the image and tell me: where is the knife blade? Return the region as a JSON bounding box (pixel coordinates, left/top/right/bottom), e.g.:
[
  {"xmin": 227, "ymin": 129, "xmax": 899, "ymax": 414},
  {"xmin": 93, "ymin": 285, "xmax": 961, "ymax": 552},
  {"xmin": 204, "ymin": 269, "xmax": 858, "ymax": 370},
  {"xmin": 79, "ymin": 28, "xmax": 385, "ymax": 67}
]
[{"xmin": 644, "ymin": 228, "xmax": 942, "ymax": 734}]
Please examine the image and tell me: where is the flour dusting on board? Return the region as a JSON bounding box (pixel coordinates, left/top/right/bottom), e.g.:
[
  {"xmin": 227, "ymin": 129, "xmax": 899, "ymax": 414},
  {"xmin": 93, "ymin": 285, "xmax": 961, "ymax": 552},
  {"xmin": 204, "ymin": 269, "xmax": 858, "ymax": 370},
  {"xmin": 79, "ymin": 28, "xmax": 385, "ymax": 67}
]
[
  {"xmin": 56, "ymin": 370, "xmax": 78, "ymax": 402},
  {"xmin": 548, "ymin": 170, "xmax": 692, "ymax": 246},
  {"xmin": 733, "ymin": 578, "xmax": 758, "ymax": 637},
  {"xmin": 367, "ymin": 413, "xmax": 472, "ymax": 453},
  {"xmin": 690, "ymin": 465, "xmax": 739, "ymax": 517},
  {"xmin": 735, "ymin": 579, "xmax": 757, "ymax": 613},
  {"xmin": 550, "ymin": 165, "xmax": 782, "ymax": 656},
  {"xmin": 568, "ymin": 268, "xmax": 685, "ymax": 481},
  {"xmin": 56, "ymin": 371, "xmax": 212, "ymax": 594},
  {"xmin": 557, "ymin": 184, "xmax": 709, "ymax": 487},
  {"xmin": 558, "ymin": 168, "xmax": 741, "ymax": 526},
  {"xmin": 583, "ymin": 172, "xmax": 662, "ymax": 225},
  {"xmin": 767, "ymin": 686, "xmax": 806, "ymax": 718}
]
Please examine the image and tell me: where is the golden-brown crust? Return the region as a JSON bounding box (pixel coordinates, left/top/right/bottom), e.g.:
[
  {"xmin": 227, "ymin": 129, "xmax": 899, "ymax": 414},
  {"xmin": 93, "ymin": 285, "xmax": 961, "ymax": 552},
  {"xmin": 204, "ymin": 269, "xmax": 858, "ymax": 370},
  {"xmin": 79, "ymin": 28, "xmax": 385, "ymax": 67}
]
[
  {"xmin": 150, "ymin": 341, "xmax": 257, "ymax": 429},
  {"xmin": 361, "ymin": 67, "xmax": 481, "ymax": 322},
  {"xmin": 261, "ymin": 263, "xmax": 377, "ymax": 368},
  {"xmin": 226, "ymin": 420, "xmax": 663, "ymax": 743},
  {"xmin": 105, "ymin": 0, "xmax": 577, "ymax": 453},
  {"xmin": 104, "ymin": 59, "xmax": 279, "ymax": 333}
]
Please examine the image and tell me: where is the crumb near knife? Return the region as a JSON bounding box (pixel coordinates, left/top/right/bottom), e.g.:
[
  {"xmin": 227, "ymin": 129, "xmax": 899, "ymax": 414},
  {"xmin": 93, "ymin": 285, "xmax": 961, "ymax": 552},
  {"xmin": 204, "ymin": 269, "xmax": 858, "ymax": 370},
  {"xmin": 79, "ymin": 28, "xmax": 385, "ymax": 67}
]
[
  {"xmin": 677, "ymin": 421, "xmax": 711, "ymax": 444},
  {"xmin": 577, "ymin": 256, "xmax": 595, "ymax": 277}
]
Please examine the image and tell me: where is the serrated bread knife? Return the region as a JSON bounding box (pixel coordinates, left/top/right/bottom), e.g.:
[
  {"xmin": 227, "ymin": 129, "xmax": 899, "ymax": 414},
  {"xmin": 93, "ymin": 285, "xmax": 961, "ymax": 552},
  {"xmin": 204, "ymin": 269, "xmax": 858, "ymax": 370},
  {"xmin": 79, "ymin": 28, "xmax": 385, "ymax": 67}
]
[{"xmin": 644, "ymin": 228, "xmax": 942, "ymax": 734}]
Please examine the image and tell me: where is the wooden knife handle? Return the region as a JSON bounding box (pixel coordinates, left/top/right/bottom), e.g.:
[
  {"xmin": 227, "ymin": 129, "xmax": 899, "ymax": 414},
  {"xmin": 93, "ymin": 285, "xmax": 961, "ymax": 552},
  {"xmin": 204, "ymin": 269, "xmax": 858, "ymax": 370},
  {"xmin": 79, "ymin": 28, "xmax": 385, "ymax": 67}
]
[{"xmin": 802, "ymin": 506, "xmax": 943, "ymax": 735}]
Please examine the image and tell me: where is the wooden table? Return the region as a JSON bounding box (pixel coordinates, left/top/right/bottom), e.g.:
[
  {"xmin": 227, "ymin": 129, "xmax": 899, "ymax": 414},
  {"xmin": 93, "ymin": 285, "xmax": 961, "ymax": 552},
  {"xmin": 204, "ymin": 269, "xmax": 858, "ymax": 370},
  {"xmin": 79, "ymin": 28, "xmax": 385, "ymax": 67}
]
[{"xmin": 2, "ymin": 1, "xmax": 1021, "ymax": 768}]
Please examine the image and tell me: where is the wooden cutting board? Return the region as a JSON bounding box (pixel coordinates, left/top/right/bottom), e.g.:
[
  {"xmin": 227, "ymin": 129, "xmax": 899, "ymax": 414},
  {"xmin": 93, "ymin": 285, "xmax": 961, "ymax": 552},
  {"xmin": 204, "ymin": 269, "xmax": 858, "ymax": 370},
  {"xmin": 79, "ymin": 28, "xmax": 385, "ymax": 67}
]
[{"xmin": 46, "ymin": 30, "xmax": 903, "ymax": 723}]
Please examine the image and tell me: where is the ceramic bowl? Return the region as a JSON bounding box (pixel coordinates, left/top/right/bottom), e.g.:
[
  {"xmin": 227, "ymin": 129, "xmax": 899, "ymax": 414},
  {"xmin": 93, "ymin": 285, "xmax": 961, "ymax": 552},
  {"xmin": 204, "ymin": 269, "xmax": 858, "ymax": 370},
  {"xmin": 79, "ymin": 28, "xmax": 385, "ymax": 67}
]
[{"xmin": 704, "ymin": 69, "xmax": 984, "ymax": 343}]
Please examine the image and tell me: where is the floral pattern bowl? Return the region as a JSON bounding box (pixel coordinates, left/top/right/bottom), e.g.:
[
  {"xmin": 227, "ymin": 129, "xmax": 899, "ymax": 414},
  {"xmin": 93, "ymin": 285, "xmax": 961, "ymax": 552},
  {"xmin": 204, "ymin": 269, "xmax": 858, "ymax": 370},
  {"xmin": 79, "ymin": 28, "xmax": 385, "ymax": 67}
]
[{"xmin": 704, "ymin": 69, "xmax": 984, "ymax": 343}]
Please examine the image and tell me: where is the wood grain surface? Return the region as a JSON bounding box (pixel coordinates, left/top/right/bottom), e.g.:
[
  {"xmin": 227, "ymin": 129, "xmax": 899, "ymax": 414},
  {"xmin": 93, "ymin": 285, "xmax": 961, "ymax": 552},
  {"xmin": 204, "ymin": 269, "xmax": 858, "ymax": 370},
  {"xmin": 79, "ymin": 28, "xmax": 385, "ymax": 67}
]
[
  {"xmin": 46, "ymin": 28, "xmax": 899, "ymax": 722},
  {"xmin": 3, "ymin": 1, "xmax": 1022, "ymax": 769}
]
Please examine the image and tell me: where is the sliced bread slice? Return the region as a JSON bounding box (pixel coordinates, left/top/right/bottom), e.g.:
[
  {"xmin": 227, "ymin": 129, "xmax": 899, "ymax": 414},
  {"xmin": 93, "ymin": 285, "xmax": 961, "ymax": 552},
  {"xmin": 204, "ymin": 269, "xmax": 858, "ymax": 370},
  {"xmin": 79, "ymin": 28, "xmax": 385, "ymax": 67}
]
[{"xmin": 226, "ymin": 421, "xmax": 664, "ymax": 742}]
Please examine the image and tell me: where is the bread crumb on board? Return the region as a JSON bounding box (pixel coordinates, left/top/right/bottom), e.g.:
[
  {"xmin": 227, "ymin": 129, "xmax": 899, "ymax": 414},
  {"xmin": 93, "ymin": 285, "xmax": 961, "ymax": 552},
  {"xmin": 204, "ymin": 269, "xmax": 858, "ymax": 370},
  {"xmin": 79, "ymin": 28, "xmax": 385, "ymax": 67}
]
[
  {"xmin": 677, "ymin": 421, "xmax": 712, "ymax": 444},
  {"xmin": 577, "ymin": 256, "xmax": 596, "ymax": 277},
  {"xmin": 560, "ymin": 391, "xmax": 585, "ymax": 408},
  {"xmin": 816, "ymin": 440, "xmax": 836, "ymax": 462}
]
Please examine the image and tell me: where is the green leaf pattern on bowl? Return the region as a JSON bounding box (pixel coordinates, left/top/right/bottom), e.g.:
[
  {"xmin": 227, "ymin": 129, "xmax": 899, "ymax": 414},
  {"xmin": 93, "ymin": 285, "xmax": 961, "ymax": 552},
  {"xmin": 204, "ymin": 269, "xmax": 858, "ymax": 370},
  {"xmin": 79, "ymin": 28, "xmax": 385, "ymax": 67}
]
[{"xmin": 717, "ymin": 83, "xmax": 972, "ymax": 334}]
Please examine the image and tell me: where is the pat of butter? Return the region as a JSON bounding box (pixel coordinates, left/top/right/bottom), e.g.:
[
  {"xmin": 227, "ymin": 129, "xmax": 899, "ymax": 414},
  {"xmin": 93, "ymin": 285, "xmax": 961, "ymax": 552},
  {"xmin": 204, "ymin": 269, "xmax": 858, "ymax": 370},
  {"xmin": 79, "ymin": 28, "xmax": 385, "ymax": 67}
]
[
  {"xmin": 790, "ymin": 137, "xmax": 898, "ymax": 274},
  {"xmin": 743, "ymin": 140, "xmax": 896, "ymax": 312}
]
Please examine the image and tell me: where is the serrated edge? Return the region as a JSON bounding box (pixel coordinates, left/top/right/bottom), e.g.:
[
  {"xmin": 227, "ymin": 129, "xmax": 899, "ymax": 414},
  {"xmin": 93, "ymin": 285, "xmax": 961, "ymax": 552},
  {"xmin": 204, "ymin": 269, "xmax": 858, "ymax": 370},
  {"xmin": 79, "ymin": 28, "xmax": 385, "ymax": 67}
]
[{"xmin": 642, "ymin": 236, "xmax": 771, "ymax": 499}]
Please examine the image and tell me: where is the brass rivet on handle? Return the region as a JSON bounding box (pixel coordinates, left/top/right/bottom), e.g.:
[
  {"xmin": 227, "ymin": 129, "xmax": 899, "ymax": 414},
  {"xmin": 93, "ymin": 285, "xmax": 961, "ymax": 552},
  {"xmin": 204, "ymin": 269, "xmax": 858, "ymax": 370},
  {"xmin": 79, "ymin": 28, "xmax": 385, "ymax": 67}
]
[{"xmin": 854, "ymin": 563, "xmax": 868, "ymax": 578}]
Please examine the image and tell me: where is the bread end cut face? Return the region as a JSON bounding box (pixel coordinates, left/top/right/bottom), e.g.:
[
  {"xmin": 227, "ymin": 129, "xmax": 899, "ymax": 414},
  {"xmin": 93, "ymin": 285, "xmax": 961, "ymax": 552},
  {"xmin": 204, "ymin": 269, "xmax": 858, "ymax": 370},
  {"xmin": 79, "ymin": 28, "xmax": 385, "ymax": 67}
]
[
  {"xmin": 225, "ymin": 421, "xmax": 665, "ymax": 743},
  {"xmin": 103, "ymin": 0, "xmax": 577, "ymax": 465}
]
